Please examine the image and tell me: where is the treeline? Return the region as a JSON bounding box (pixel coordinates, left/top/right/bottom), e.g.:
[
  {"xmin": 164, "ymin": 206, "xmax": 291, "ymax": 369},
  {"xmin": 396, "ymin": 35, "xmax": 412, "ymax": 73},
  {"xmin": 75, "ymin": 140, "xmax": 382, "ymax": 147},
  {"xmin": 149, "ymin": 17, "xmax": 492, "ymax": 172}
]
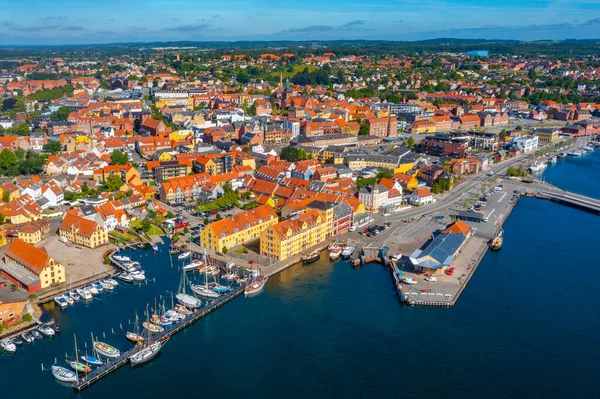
[
  {"xmin": 0, "ymin": 148, "xmax": 46, "ymax": 176},
  {"xmin": 27, "ymin": 85, "xmax": 74, "ymax": 101}
]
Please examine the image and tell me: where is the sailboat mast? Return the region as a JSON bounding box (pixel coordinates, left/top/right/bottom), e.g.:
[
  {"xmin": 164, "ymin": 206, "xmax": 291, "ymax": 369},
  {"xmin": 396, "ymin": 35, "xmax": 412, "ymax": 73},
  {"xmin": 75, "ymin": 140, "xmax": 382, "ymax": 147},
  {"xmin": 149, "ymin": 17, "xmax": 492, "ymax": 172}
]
[{"xmin": 74, "ymin": 334, "xmax": 79, "ymax": 380}]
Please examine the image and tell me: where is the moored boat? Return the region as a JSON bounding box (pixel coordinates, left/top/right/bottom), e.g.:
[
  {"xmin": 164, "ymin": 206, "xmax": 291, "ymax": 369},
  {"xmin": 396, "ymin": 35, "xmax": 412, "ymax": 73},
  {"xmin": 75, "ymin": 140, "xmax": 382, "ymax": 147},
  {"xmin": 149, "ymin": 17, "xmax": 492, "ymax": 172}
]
[
  {"xmin": 190, "ymin": 283, "xmax": 220, "ymax": 298},
  {"xmin": 81, "ymin": 354, "xmax": 103, "ymax": 366},
  {"xmin": 93, "ymin": 341, "xmax": 120, "ymax": 358},
  {"xmin": 21, "ymin": 332, "xmax": 33, "ymax": 344},
  {"xmin": 38, "ymin": 325, "xmax": 56, "ymax": 337},
  {"xmin": 68, "ymin": 291, "xmax": 80, "ymax": 301},
  {"xmin": 301, "ymin": 249, "xmax": 321, "ymax": 264},
  {"xmin": 113, "ymin": 255, "xmax": 130, "ymax": 262},
  {"xmin": 0, "ymin": 338, "xmax": 16, "ymax": 353},
  {"xmin": 329, "ymin": 245, "xmax": 343, "ymax": 260},
  {"xmin": 245, "ymin": 276, "xmax": 268, "ymax": 296},
  {"xmin": 528, "ymin": 161, "xmax": 547, "ymax": 173},
  {"xmin": 177, "ymin": 251, "xmax": 191, "ymax": 260},
  {"xmin": 182, "ymin": 259, "xmax": 203, "ymax": 271},
  {"xmin": 68, "ymin": 360, "xmax": 91, "ymax": 373},
  {"xmin": 54, "ymin": 295, "xmax": 68, "ymax": 308},
  {"xmin": 51, "ymin": 366, "xmax": 76, "ymax": 383},
  {"xmin": 126, "ymin": 332, "xmax": 145, "ymax": 343},
  {"xmin": 557, "ymin": 152, "xmax": 567, "ymax": 159},
  {"xmin": 490, "ymin": 230, "xmax": 503, "ymax": 251},
  {"xmin": 130, "ymin": 340, "xmax": 163, "ymax": 366},
  {"xmin": 11, "ymin": 336, "xmax": 23, "ymax": 346},
  {"xmin": 118, "ymin": 273, "xmax": 134, "ymax": 283},
  {"xmin": 341, "ymin": 244, "xmax": 356, "ymax": 259},
  {"xmin": 142, "ymin": 321, "xmax": 164, "ymax": 333}
]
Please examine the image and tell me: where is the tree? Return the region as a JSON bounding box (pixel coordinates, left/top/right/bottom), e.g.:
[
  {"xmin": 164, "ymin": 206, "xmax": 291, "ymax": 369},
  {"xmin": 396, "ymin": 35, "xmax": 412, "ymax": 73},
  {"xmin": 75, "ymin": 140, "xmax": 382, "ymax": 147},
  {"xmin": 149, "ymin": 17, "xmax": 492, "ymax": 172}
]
[
  {"xmin": 0, "ymin": 213, "xmax": 5, "ymax": 224},
  {"xmin": 140, "ymin": 220, "xmax": 152, "ymax": 232},
  {"xmin": 431, "ymin": 183, "xmax": 442, "ymax": 194},
  {"xmin": 222, "ymin": 246, "xmax": 228, "ymax": 255},
  {"xmin": 407, "ymin": 136, "xmax": 415, "ymax": 148},
  {"xmin": 203, "ymin": 218, "xmax": 209, "ymax": 225},
  {"xmin": 43, "ymin": 140, "xmax": 62, "ymax": 154},
  {"xmin": 50, "ymin": 106, "xmax": 71, "ymax": 122},
  {"xmin": 358, "ymin": 123, "xmax": 370, "ymax": 136},
  {"xmin": 215, "ymin": 214, "xmax": 222, "ymax": 221},
  {"xmin": 183, "ymin": 227, "xmax": 189, "ymax": 234},
  {"xmin": 166, "ymin": 211, "xmax": 175, "ymax": 219},
  {"xmin": 104, "ymin": 174, "xmax": 123, "ymax": 192},
  {"xmin": 110, "ymin": 149, "xmax": 128, "ymax": 165},
  {"xmin": 376, "ymin": 168, "xmax": 394, "ymax": 180},
  {"xmin": 0, "ymin": 148, "xmax": 17, "ymax": 171}
]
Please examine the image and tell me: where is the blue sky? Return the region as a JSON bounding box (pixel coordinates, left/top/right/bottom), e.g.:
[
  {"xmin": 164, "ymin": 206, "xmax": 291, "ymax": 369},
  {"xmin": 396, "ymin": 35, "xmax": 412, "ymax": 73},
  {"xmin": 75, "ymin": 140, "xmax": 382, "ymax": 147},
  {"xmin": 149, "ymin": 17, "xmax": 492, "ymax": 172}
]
[{"xmin": 1, "ymin": 0, "xmax": 600, "ymax": 44}]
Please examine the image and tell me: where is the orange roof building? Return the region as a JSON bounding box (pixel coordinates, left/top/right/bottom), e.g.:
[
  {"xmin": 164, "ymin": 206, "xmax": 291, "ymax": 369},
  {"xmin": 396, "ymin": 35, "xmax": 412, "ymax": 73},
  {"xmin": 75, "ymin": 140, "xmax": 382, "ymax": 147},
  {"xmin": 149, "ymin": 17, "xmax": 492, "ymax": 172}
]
[{"xmin": 58, "ymin": 214, "xmax": 109, "ymax": 249}]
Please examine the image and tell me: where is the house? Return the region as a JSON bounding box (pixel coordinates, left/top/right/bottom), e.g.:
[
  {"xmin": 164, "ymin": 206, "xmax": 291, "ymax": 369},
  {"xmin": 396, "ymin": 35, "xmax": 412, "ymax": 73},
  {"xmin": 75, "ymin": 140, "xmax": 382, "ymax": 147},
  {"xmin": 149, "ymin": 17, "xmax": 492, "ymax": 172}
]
[
  {"xmin": 409, "ymin": 188, "xmax": 435, "ymax": 206},
  {"xmin": 0, "ymin": 288, "xmax": 28, "ymax": 326},
  {"xmin": 514, "ymin": 135, "xmax": 539, "ymax": 153},
  {"xmin": 358, "ymin": 185, "xmax": 389, "ymax": 213},
  {"xmin": 533, "ymin": 128, "xmax": 559, "ymax": 144},
  {"xmin": 139, "ymin": 118, "xmax": 168, "ymax": 136},
  {"xmin": 394, "ymin": 173, "xmax": 419, "ymax": 190},
  {"xmin": 12, "ymin": 219, "xmax": 51, "ymax": 244},
  {"xmin": 1, "ymin": 239, "xmax": 66, "ymax": 292},
  {"xmin": 58, "ymin": 213, "xmax": 109, "ymax": 249}
]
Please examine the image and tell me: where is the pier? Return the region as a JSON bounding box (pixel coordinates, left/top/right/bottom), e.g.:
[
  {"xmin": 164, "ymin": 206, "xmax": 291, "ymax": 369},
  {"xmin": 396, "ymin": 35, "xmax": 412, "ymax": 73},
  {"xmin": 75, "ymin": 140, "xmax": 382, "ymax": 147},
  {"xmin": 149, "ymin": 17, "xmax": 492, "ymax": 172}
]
[{"xmin": 72, "ymin": 284, "xmax": 245, "ymax": 391}]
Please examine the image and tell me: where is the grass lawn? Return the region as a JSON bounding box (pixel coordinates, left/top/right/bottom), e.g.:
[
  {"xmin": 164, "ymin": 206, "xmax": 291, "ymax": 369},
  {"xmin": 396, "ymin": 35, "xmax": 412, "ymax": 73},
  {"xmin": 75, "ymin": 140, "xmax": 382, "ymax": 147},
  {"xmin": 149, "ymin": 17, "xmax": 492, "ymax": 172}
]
[
  {"xmin": 147, "ymin": 225, "xmax": 164, "ymax": 236},
  {"xmin": 130, "ymin": 219, "xmax": 142, "ymax": 228},
  {"xmin": 269, "ymin": 64, "xmax": 317, "ymax": 79}
]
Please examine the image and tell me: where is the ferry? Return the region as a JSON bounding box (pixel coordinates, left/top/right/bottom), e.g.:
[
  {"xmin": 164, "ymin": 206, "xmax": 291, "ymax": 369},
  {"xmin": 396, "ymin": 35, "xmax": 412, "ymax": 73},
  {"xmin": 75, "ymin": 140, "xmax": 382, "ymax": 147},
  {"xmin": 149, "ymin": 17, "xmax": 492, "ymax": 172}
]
[
  {"xmin": 301, "ymin": 249, "xmax": 321, "ymax": 264},
  {"xmin": 528, "ymin": 161, "xmax": 547, "ymax": 173},
  {"xmin": 489, "ymin": 230, "xmax": 503, "ymax": 251}
]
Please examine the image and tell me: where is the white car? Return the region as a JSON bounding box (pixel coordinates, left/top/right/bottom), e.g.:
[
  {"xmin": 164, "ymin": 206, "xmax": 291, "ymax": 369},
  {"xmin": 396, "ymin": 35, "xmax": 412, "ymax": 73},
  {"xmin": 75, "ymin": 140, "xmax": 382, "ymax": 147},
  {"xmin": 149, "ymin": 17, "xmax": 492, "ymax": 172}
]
[
  {"xmin": 348, "ymin": 226, "xmax": 356, "ymax": 232},
  {"xmin": 58, "ymin": 237, "xmax": 68, "ymax": 243}
]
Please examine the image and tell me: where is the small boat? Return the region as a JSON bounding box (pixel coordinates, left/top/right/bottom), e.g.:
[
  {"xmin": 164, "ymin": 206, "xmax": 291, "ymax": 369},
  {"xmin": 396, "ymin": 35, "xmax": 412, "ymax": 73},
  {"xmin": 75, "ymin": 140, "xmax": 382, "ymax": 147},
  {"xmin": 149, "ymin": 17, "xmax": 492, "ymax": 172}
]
[
  {"xmin": 547, "ymin": 156, "xmax": 557, "ymax": 164},
  {"xmin": 175, "ymin": 305, "xmax": 193, "ymax": 316},
  {"xmin": 93, "ymin": 341, "xmax": 120, "ymax": 358},
  {"xmin": 68, "ymin": 360, "xmax": 91, "ymax": 373},
  {"xmin": 301, "ymin": 249, "xmax": 321, "ymax": 264},
  {"xmin": 68, "ymin": 291, "xmax": 80, "ymax": 302},
  {"xmin": 490, "ymin": 230, "xmax": 503, "ymax": 251},
  {"xmin": 87, "ymin": 284, "xmax": 99, "ymax": 295},
  {"xmin": 126, "ymin": 332, "xmax": 145, "ymax": 343},
  {"xmin": 341, "ymin": 244, "xmax": 356, "ymax": 259},
  {"xmin": 131, "ymin": 271, "xmax": 146, "ymax": 282},
  {"xmin": 81, "ymin": 354, "xmax": 103, "ymax": 366},
  {"xmin": 151, "ymin": 243, "xmax": 158, "ymax": 252},
  {"xmin": 223, "ymin": 272, "xmax": 236, "ymax": 280},
  {"xmin": 176, "ymin": 293, "xmax": 201, "ymax": 309},
  {"xmin": 21, "ymin": 333, "xmax": 33, "ymax": 344},
  {"xmin": 130, "ymin": 340, "xmax": 163, "ymax": 366},
  {"xmin": 142, "ymin": 322, "xmax": 164, "ymax": 333},
  {"xmin": 118, "ymin": 273, "xmax": 134, "ymax": 283},
  {"xmin": 93, "ymin": 282, "xmax": 104, "ymax": 293},
  {"xmin": 0, "ymin": 338, "xmax": 16, "ymax": 353},
  {"xmin": 182, "ymin": 259, "xmax": 203, "ymax": 271},
  {"xmin": 124, "ymin": 261, "xmax": 141, "ymax": 268},
  {"xmin": 51, "ymin": 366, "xmax": 77, "ymax": 383},
  {"xmin": 178, "ymin": 251, "xmax": 191, "ymax": 260},
  {"xmin": 557, "ymin": 152, "xmax": 567, "ymax": 159},
  {"xmin": 169, "ymin": 246, "xmax": 181, "ymax": 255},
  {"xmin": 211, "ymin": 283, "xmax": 230, "ymax": 294},
  {"xmin": 113, "ymin": 255, "xmax": 131, "ymax": 262},
  {"xmin": 54, "ymin": 295, "xmax": 68, "ymax": 308},
  {"xmin": 165, "ymin": 309, "xmax": 185, "ymax": 321},
  {"xmin": 190, "ymin": 283, "xmax": 220, "ymax": 298},
  {"xmin": 106, "ymin": 278, "xmax": 119, "ymax": 286},
  {"xmin": 528, "ymin": 161, "xmax": 547, "ymax": 173},
  {"xmin": 76, "ymin": 288, "xmax": 92, "ymax": 300},
  {"xmin": 245, "ymin": 276, "xmax": 268, "ymax": 296},
  {"xmin": 38, "ymin": 325, "xmax": 56, "ymax": 337},
  {"xmin": 53, "ymin": 324, "xmax": 61, "ymax": 334},
  {"xmin": 99, "ymin": 280, "xmax": 113, "ymax": 290},
  {"xmin": 11, "ymin": 336, "xmax": 23, "ymax": 346},
  {"xmin": 65, "ymin": 296, "xmax": 74, "ymax": 306},
  {"xmin": 205, "ymin": 265, "xmax": 218, "ymax": 275},
  {"xmin": 329, "ymin": 245, "xmax": 343, "ymax": 260},
  {"xmin": 32, "ymin": 330, "xmax": 42, "ymax": 340}
]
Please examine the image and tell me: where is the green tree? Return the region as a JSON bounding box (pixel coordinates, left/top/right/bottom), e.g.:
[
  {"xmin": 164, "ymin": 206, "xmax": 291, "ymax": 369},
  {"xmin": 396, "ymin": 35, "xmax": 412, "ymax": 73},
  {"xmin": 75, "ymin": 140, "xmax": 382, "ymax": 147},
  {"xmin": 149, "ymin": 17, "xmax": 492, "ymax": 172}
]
[
  {"xmin": 215, "ymin": 214, "xmax": 222, "ymax": 221},
  {"xmin": 222, "ymin": 246, "xmax": 228, "ymax": 255},
  {"xmin": 43, "ymin": 140, "xmax": 62, "ymax": 154},
  {"xmin": 183, "ymin": 227, "xmax": 189, "ymax": 234},
  {"xmin": 431, "ymin": 183, "xmax": 442, "ymax": 194},
  {"xmin": 376, "ymin": 168, "xmax": 394, "ymax": 180},
  {"xmin": 140, "ymin": 220, "xmax": 152, "ymax": 232},
  {"xmin": 203, "ymin": 218, "xmax": 209, "ymax": 225},
  {"xmin": 0, "ymin": 148, "xmax": 17, "ymax": 171},
  {"xmin": 50, "ymin": 106, "xmax": 71, "ymax": 122},
  {"xmin": 0, "ymin": 213, "xmax": 5, "ymax": 224},
  {"xmin": 110, "ymin": 149, "xmax": 128, "ymax": 165},
  {"xmin": 358, "ymin": 123, "xmax": 370, "ymax": 136},
  {"xmin": 104, "ymin": 174, "xmax": 123, "ymax": 192},
  {"xmin": 407, "ymin": 136, "xmax": 415, "ymax": 148}
]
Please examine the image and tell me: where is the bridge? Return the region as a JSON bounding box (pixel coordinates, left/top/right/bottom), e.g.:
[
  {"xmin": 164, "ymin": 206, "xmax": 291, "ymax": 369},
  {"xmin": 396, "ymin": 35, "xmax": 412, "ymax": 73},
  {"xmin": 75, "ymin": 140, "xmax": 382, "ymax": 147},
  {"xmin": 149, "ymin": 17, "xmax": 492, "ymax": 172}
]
[{"xmin": 532, "ymin": 188, "xmax": 600, "ymax": 215}]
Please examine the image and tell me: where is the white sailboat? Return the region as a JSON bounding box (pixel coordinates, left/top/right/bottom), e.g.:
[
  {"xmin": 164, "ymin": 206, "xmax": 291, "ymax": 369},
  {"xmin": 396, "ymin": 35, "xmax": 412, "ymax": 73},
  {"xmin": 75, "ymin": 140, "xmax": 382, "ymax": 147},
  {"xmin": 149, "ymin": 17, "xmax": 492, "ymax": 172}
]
[
  {"xmin": 190, "ymin": 250, "xmax": 221, "ymax": 298},
  {"xmin": 130, "ymin": 307, "xmax": 165, "ymax": 366},
  {"xmin": 176, "ymin": 265, "xmax": 202, "ymax": 309}
]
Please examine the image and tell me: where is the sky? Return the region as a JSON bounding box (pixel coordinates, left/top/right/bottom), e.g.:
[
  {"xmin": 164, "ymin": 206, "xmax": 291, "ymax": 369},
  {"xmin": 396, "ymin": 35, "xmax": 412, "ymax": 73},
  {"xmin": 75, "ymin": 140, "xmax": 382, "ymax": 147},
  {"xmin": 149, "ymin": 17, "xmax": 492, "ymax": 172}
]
[{"xmin": 1, "ymin": 0, "xmax": 600, "ymax": 45}]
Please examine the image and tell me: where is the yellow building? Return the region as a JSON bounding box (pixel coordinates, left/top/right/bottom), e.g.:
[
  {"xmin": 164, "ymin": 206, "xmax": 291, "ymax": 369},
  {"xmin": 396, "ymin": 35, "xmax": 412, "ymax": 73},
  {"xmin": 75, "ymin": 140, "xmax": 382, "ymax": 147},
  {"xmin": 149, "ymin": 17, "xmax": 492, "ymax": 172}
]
[
  {"xmin": 0, "ymin": 183, "xmax": 20, "ymax": 202},
  {"xmin": 200, "ymin": 205, "xmax": 278, "ymax": 252},
  {"xmin": 169, "ymin": 130, "xmax": 194, "ymax": 142},
  {"xmin": 533, "ymin": 129, "xmax": 559, "ymax": 144},
  {"xmin": 3, "ymin": 238, "xmax": 66, "ymax": 291},
  {"xmin": 260, "ymin": 208, "xmax": 332, "ymax": 261},
  {"xmin": 346, "ymin": 155, "xmax": 414, "ymax": 173},
  {"xmin": 15, "ymin": 219, "xmax": 51, "ymax": 244},
  {"xmin": 58, "ymin": 213, "xmax": 109, "ymax": 249}
]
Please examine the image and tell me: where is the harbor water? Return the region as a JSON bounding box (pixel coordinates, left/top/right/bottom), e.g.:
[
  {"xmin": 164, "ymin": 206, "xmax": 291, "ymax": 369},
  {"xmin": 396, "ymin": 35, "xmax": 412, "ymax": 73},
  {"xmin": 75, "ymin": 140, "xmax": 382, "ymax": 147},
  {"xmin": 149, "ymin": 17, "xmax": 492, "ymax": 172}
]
[{"xmin": 1, "ymin": 151, "xmax": 599, "ymax": 398}]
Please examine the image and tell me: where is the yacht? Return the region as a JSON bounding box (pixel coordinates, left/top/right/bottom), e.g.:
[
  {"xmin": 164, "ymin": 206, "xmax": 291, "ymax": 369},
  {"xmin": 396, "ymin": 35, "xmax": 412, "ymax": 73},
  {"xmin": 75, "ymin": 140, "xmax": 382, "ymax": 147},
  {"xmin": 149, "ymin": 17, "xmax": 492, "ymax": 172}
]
[
  {"xmin": 76, "ymin": 288, "xmax": 92, "ymax": 300},
  {"xmin": 54, "ymin": 295, "xmax": 68, "ymax": 309},
  {"xmin": 118, "ymin": 273, "xmax": 134, "ymax": 283},
  {"xmin": 87, "ymin": 284, "xmax": 99, "ymax": 295},
  {"xmin": 547, "ymin": 156, "xmax": 557, "ymax": 164},
  {"xmin": 567, "ymin": 149, "xmax": 583, "ymax": 157},
  {"xmin": 528, "ymin": 161, "xmax": 547, "ymax": 173},
  {"xmin": 113, "ymin": 255, "xmax": 131, "ymax": 262},
  {"xmin": 182, "ymin": 258, "xmax": 203, "ymax": 271},
  {"xmin": 38, "ymin": 325, "xmax": 56, "ymax": 337},
  {"xmin": 329, "ymin": 245, "xmax": 343, "ymax": 260},
  {"xmin": 68, "ymin": 291, "xmax": 80, "ymax": 301},
  {"xmin": 130, "ymin": 340, "xmax": 164, "ymax": 366},
  {"xmin": 557, "ymin": 152, "xmax": 567, "ymax": 159},
  {"xmin": 0, "ymin": 338, "xmax": 16, "ymax": 354},
  {"xmin": 21, "ymin": 332, "xmax": 34, "ymax": 344},
  {"xmin": 178, "ymin": 251, "xmax": 191, "ymax": 260},
  {"xmin": 99, "ymin": 280, "xmax": 113, "ymax": 291},
  {"xmin": 301, "ymin": 249, "xmax": 321, "ymax": 264},
  {"xmin": 190, "ymin": 283, "xmax": 220, "ymax": 298}
]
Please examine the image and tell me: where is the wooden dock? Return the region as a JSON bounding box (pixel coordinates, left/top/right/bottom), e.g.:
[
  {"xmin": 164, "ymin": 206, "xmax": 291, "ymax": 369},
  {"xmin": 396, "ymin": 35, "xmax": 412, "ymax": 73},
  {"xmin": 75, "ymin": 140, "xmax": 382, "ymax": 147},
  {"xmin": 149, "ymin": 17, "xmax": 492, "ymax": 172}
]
[{"xmin": 72, "ymin": 284, "xmax": 245, "ymax": 391}]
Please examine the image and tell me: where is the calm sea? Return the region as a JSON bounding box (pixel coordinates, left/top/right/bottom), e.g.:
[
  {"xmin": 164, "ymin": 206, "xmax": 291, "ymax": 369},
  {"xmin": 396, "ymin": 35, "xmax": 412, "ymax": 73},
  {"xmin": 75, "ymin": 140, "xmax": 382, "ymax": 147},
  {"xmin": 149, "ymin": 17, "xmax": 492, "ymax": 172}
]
[{"xmin": 0, "ymin": 150, "xmax": 598, "ymax": 398}]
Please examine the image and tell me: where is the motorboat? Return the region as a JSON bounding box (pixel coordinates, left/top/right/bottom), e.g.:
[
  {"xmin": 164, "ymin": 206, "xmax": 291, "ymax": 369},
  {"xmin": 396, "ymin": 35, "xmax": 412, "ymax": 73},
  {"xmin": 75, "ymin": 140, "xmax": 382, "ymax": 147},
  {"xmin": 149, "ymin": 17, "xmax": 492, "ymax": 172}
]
[
  {"xmin": 567, "ymin": 149, "xmax": 583, "ymax": 157},
  {"xmin": 131, "ymin": 271, "xmax": 146, "ymax": 282},
  {"xmin": 182, "ymin": 259, "xmax": 203, "ymax": 271},
  {"xmin": 211, "ymin": 283, "xmax": 230, "ymax": 294},
  {"xmin": 54, "ymin": 295, "xmax": 68, "ymax": 309},
  {"xmin": 93, "ymin": 282, "xmax": 104, "ymax": 293},
  {"xmin": 38, "ymin": 325, "xmax": 56, "ymax": 337},
  {"xmin": 124, "ymin": 261, "xmax": 141, "ymax": 268},
  {"xmin": 113, "ymin": 255, "xmax": 131, "ymax": 262},
  {"xmin": 93, "ymin": 341, "xmax": 120, "ymax": 358},
  {"xmin": 190, "ymin": 283, "xmax": 220, "ymax": 298},
  {"xmin": 53, "ymin": 324, "xmax": 61, "ymax": 334},
  {"xmin": 165, "ymin": 309, "xmax": 186, "ymax": 321},
  {"xmin": 118, "ymin": 273, "xmax": 134, "ymax": 283},
  {"xmin": 245, "ymin": 276, "xmax": 268, "ymax": 296},
  {"xmin": 176, "ymin": 293, "xmax": 201, "ymax": 309},
  {"xmin": 65, "ymin": 296, "xmax": 74, "ymax": 306},
  {"xmin": 21, "ymin": 332, "xmax": 33, "ymax": 344},
  {"xmin": 341, "ymin": 244, "xmax": 356, "ymax": 259},
  {"xmin": 126, "ymin": 332, "xmax": 145, "ymax": 343},
  {"xmin": 130, "ymin": 341, "xmax": 163, "ymax": 366},
  {"xmin": 547, "ymin": 156, "xmax": 557, "ymax": 164},
  {"xmin": 528, "ymin": 161, "xmax": 547, "ymax": 173},
  {"xmin": 557, "ymin": 152, "xmax": 567, "ymax": 159},
  {"xmin": 582, "ymin": 145, "xmax": 594, "ymax": 152},
  {"xmin": 51, "ymin": 366, "xmax": 77, "ymax": 383},
  {"xmin": 223, "ymin": 272, "xmax": 237, "ymax": 280},
  {"xmin": 301, "ymin": 249, "xmax": 321, "ymax": 264},
  {"xmin": 1, "ymin": 338, "xmax": 16, "ymax": 353},
  {"xmin": 81, "ymin": 354, "xmax": 104, "ymax": 366},
  {"xmin": 67, "ymin": 360, "xmax": 91, "ymax": 373},
  {"xmin": 32, "ymin": 330, "xmax": 42, "ymax": 340},
  {"xmin": 142, "ymin": 322, "xmax": 164, "ymax": 333},
  {"xmin": 68, "ymin": 291, "xmax": 80, "ymax": 302},
  {"xmin": 87, "ymin": 284, "xmax": 99, "ymax": 295},
  {"xmin": 76, "ymin": 288, "xmax": 92, "ymax": 300},
  {"xmin": 178, "ymin": 251, "xmax": 191, "ymax": 260},
  {"xmin": 11, "ymin": 336, "xmax": 23, "ymax": 346},
  {"xmin": 106, "ymin": 278, "xmax": 119, "ymax": 287},
  {"xmin": 329, "ymin": 245, "xmax": 343, "ymax": 260},
  {"xmin": 99, "ymin": 280, "xmax": 113, "ymax": 291}
]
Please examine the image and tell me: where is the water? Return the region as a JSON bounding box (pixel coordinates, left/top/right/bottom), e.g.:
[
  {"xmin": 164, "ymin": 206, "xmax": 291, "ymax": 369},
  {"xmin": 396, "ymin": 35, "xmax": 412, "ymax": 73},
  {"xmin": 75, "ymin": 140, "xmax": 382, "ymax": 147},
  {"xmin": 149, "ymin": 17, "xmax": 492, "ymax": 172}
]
[{"xmin": 1, "ymin": 152, "xmax": 599, "ymax": 398}]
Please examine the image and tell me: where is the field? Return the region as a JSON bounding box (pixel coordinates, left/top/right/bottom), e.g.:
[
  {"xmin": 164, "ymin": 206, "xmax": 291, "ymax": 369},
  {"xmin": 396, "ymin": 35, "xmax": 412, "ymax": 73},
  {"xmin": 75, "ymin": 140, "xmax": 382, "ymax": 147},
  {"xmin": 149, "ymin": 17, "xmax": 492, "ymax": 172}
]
[{"xmin": 269, "ymin": 64, "xmax": 317, "ymax": 79}]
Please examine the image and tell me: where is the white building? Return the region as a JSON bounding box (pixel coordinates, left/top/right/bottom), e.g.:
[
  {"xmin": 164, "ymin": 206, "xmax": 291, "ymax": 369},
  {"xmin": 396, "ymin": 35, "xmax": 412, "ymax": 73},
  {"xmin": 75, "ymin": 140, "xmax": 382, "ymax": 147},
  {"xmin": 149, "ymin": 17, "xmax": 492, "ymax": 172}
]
[
  {"xmin": 409, "ymin": 188, "xmax": 436, "ymax": 206},
  {"xmin": 514, "ymin": 135, "xmax": 539, "ymax": 153},
  {"xmin": 358, "ymin": 185, "xmax": 389, "ymax": 212},
  {"xmin": 283, "ymin": 120, "xmax": 300, "ymax": 138}
]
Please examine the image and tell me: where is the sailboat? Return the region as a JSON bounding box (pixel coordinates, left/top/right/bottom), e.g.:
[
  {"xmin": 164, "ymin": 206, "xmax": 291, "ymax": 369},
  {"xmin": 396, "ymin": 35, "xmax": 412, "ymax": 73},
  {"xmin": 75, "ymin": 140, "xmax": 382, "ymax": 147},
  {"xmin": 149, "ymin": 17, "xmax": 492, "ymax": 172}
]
[
  {"xmin": 126, "ymin": 313, "xmax": 145, "ymax": 343},
  {"xmin": 190, "ymin": 250, "xmax": 221, "ymax": 298},
  {"xmin": 176, "ymin": 262, "xmax": 202, "ymax": 309},
  {"xmin": 67, "ymin": 334, "xmax": 92, "ymax": 374},
  {"xmin": 130, "ymin": 306, "xmax": 166, "ymax": 366},
  {"xmin": 92, "ymin": 337, "xmax": 120, "ymax": 359}
]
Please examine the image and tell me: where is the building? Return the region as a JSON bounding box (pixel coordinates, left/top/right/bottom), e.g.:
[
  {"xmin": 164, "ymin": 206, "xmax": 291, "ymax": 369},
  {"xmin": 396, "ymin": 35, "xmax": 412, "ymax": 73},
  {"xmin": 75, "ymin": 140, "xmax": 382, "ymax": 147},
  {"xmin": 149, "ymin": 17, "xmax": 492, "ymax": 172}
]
[
  {"xmin": 409, "ymin": 188, "xmax": 435, "ymax": 206},
  {"xmin": 199, "ymin": 205, "xmax": 278, "ymax": 252},
  {"xmin": 466, "ymin": 50, "xmax": 489, "ymax": 57},
  {"xmin": 1, "ymin": 239, "xmax": 66, "ymax": 292},
  {"xmin": 13, "ymin": 219, "xmax": 51, "ymax": 244},
  {"xmin": 420, "ymin": 134, "xmax": 470, "ymax": 157},
  {"xmin": 146, "ymin": 161, "xmax": 188, "ymax": 182},
  {"xmin": 514, "ymin": 135, "xmax": 539, "ymax": 153},
  {"xmin": 0, "ymin": 288, "xmax": 28, "ymax": 326},
  {"xmin": 409, "ymin": 221, "xmax": 472, "ymax": 275},
  {"xmin": 260, "ymin": 209, "xmax": 331, "ymax": 261},
  {"xmin": 58, "ymin": 213, "xmax": 109, "ymax": 249},
  {"xmin": 366, "ymin": 117, "xmax": 398, "ymax": 137},
  {"xmin": 159, "ymin": 173, "xmax": 211, "ymax": 204},
  {"xmin": 533, "ymin": 128, "xmax": 559, "ymax": 144},
  {"xmin": 358, "ymin": 185, "xmax": 389, "ymax": 213}
]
